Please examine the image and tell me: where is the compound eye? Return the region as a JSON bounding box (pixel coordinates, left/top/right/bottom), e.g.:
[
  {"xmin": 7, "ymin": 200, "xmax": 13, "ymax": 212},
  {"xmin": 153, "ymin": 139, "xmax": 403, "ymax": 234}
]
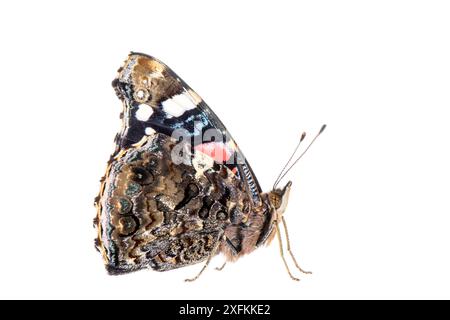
[{"xmin": 271, "ymin": 194, "xmax": 281, "ymax": 209}]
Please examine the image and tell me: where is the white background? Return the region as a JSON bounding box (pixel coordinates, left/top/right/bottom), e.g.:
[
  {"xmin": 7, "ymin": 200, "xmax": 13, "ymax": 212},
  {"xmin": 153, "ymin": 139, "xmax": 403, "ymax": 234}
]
[{"xmin": 0, "ymin": 1, "xmax": 449, "ymax": 299}]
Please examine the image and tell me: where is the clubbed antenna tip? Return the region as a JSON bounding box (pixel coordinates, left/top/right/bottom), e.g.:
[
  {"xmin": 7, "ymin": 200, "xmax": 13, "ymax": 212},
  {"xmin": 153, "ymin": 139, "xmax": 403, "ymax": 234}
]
[
  {"xmin": 274, "ymin": 123, "xmax": 326, "ymax": 187},
  {"xmin": 300, "ymin": 132, "xmax": 307, "ymax": 142},
  {"xmin": 319, "ymin": 124, "xmax": 327, "ymax": 135}
]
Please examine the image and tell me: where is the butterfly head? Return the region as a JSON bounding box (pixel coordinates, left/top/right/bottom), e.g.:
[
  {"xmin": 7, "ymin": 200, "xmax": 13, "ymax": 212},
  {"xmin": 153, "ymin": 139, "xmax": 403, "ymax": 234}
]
[
  {"xmin": 258, "ymin": 181, "xmax": 292, "ymax": 247},
  {"xmin": 268, "ymin": 180, "xmax": 292, "ymax": 220}
]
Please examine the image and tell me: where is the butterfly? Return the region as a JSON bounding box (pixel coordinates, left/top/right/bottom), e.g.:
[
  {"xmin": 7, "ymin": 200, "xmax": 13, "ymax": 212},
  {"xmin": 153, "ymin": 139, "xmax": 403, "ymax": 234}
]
[{"xmin": 94, "ymin": 52, "xmax": 325, "ymax": 281}]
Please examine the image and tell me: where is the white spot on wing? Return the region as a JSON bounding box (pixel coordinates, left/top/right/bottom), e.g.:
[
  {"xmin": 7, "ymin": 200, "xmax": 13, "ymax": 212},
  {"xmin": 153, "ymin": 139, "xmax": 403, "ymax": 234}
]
[
  {"xmin": 162, "ymin": 99, "xmax": 185, "ymax": 117},
  {"xmin": 162, "ymin": 92, "xmax": 198, "ymax": 117},
  {"xmin": 135, "ymin": 104, "xmax": 153, "ymax": 121},
  {"xmin": 145, "ymin": 127, "xmax": 156, "ymax": 135}
]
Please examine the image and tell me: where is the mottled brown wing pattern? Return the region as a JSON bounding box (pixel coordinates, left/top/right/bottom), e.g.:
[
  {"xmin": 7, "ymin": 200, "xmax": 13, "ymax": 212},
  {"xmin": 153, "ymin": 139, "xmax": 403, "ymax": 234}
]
[{"xmin": 96, "ymin": 133, "xmax": 254, "ymax": 274}]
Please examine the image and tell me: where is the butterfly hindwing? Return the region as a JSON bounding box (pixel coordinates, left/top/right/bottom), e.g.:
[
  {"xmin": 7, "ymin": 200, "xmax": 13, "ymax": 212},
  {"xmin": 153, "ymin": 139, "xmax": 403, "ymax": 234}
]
[{"xmin": 98, "ymin": 133, "xmax": 252, "ymax": 274}]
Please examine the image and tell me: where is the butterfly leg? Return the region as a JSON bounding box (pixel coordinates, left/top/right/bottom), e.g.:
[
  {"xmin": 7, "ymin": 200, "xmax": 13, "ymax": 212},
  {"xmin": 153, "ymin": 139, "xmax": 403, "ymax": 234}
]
[
  {"xmin": 215, "ymin": 262, "xmax": 227, "ymax": 271},
  {"xmin": 275, "ymin": 221, "xmax": 300, "ymax": 281},
  {"xmin": 282, "ymin": 217, "xmax": 312, "ymax": 274},
  {"xmin": 185, "ymin": 233, "xmax": 223, "ymax": 282}
]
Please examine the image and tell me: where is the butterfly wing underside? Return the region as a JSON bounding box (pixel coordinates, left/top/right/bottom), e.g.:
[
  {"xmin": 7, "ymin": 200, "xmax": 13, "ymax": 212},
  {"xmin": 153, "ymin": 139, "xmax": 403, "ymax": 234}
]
[{"xmin": 96, "ymin": 53, "xmax": 267, "ymax": 273}]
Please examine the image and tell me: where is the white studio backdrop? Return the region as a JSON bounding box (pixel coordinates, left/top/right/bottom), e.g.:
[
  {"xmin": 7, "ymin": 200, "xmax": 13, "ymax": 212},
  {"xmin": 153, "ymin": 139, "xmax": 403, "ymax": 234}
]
[{"xmin": 0, "ymin": 1, "xmax": 449, "ymax": 299}]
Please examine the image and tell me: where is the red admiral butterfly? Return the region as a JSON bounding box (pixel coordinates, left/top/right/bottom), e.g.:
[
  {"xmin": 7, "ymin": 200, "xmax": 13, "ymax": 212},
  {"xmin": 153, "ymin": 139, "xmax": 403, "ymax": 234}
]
[{"xmin": 94, "ymin": 53, "xmax": 325, "ymax": 281}]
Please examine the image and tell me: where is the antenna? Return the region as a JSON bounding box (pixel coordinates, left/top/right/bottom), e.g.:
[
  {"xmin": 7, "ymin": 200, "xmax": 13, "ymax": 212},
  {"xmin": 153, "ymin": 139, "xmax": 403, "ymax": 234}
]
[
  {"xmin": 273, "ymin": 124, "xmax": 326, "ymax": 189},
  {"xmin": 273, "ymin": 132, "xmax": 307, "ymax": 190}
]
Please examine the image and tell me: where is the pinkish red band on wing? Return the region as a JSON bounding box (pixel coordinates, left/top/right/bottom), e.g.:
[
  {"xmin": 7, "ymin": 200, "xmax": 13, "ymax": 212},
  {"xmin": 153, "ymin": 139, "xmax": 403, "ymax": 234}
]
[{"xmin": 194, "ymin": 142, "xmax": 232, "ymax": 163}]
